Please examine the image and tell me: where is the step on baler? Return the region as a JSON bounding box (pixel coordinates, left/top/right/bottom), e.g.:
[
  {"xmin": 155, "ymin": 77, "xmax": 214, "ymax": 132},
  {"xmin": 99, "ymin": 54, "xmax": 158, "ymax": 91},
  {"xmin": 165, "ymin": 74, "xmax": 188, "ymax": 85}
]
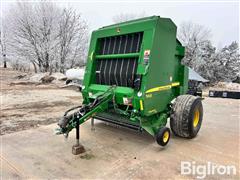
[{"xmin": 56, "ymin": 16, "xmax": 203, "ymax": 155}]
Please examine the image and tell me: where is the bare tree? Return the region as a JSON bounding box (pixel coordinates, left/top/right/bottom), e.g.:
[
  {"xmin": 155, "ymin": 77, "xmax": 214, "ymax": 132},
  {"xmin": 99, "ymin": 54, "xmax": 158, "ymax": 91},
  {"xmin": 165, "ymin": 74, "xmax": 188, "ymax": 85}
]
[
  {"xmin": 4, "ymin": 2, "xmax": 89, "ymax": 73},
  {"xmin": 112, "ymin": 12, "xmax": 146, "ymax": 23},
  {"xmin": 178, "ymin": 21, "xmax": 211, "ymax": 68},
  {"xmin": 57, "ymin": 8, "xmax": 88, "ymax": 73},
  {"xmin": 5, "ymin": 2, "xmax": 57, "ymax": 72},
  {"xmin": 193, "ymin": 40, "xmax": 217, "ymax": 82},
  {"xmin": 178, "ymin": 22, "xmax": 239, "ymax": 83},
  {"xmin": 0, "ymin": 26, "xmax": 7, "ymax": 68},
  {"xmin": 215, "ymin": 41, "xmax": 240, "ymax": 82}
]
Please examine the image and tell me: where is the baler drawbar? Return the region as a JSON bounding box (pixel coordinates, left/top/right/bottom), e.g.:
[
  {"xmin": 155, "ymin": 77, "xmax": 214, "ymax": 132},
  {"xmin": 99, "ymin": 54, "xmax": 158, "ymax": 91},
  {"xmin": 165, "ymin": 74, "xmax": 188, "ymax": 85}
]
[
  {"xmin": 56, "ymin": 87, "xmax": 115, "ymax": 136},
  {"xmin": 56, "ymin": 16, "xmax": 204, "ymax": 154}
]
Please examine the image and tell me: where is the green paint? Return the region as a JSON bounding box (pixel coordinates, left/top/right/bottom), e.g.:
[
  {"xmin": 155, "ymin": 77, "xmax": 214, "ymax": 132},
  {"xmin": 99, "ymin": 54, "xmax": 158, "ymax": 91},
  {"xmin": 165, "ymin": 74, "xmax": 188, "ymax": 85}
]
[
  {"xmin": 70, "ymin": 16, "xmax": 188, "ymax": 136},
  {"xmin": 95, "ymin": 53, "xmax": 140, "ymax": 59}
]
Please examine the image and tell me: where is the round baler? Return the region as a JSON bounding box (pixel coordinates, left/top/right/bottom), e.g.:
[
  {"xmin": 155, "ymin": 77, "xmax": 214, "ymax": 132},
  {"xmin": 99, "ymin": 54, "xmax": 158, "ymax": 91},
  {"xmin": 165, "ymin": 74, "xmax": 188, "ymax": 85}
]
[{"xmin": 56, "ymin": 16, "xmax": 203, "ymax": 154}]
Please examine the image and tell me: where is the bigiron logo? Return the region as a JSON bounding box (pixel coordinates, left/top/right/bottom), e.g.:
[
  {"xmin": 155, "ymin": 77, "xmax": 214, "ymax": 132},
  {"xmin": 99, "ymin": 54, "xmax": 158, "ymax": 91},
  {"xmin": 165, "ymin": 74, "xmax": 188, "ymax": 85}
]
[{"xmin": 181, "ymin": 161, "xmax": 237, "ymax": 179}]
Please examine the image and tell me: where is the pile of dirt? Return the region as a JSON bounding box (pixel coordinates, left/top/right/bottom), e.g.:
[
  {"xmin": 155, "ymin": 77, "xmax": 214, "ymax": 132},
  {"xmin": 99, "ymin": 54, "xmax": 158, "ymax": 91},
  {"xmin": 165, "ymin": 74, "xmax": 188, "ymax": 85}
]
[
  {"xmin": 29, "ymin": 73, "xmax": 46, "ymax": 82},
  {"xmin": 29, "ymin": 73, "xmax": 66, "ymax": 83},
  {"xmin": 10, "ymin": 72, "xmax": 67, "ymax": 86},
  {"xmin": 40, "ymin": 75, "xmax": 56, "ymax": 84},
  {"xmin": 15, "ymin": 74, "xmax": 27, "ymax": 79},
  {"xmin": 51, "ymin": 73, "xmax": 67, "ymax": 81}
]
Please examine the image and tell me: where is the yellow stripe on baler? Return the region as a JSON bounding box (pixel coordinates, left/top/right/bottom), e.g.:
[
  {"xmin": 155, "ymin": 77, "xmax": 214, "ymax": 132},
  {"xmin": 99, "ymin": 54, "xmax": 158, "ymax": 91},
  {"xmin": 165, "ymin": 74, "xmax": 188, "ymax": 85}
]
[
  {"xmin": 145, "ymin": 82, "xmax": 180, "ymax": 94},
  {"xmin": 140, "ymin": 100, "xmax": 144, "ymax": 111},
  {"xmin": 171, "ymin": 82, "xmax": 180, "ymax": 87}
]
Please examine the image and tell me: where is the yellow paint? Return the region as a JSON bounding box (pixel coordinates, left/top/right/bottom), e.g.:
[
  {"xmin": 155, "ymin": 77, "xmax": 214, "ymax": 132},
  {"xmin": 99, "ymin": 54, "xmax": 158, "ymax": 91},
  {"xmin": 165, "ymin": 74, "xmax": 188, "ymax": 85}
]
[
  {"xmin": 146, "ymin": 94, "xmax": 152, "ymax": 98},
  {"xmin": 89, "ymin": 51, "xmax": 94, "ymax": 61},
  {"xmin": 148, "ymin": 109, "xmax": 157, "ymax": 114},
  {"xmin": 163, "ymin": 131, "xmax": 169, "ymax": 143},
  {"xmin": 145, "ymin": 82, "xmax": 180, "ymax": 94},
  {"xmin": 171, "ymin": 82, "xmax": 180, "ymax": 87},
  {"xmin": 146, "ymin": 85, "xmax": 171, "ymax": 93},
  {"xmin": 193, "ymin": 108, "xmax": 200, "ymax": 127},
  {"xmin": 140, "ymin": 100, "xmax": 144, "ymax": 111}
]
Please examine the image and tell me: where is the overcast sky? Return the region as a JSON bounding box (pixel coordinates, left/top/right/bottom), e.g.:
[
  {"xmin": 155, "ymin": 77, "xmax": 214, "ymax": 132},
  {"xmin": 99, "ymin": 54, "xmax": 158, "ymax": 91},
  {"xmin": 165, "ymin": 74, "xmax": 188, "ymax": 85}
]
[{"xmin": 1, "ymin": 0, "xmax": 239, "ymax": 48}]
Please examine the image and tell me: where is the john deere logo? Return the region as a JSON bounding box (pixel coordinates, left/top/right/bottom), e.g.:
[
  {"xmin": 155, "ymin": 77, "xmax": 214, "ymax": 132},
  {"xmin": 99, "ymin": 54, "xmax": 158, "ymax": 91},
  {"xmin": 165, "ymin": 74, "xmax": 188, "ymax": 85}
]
[{"xmin": 116, "ymin": 28, "xmax": 120, "ymax": 33}]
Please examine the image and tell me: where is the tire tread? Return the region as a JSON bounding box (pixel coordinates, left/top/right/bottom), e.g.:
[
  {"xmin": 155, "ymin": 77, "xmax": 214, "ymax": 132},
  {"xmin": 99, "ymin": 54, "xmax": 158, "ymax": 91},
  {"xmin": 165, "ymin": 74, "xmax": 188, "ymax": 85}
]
[{"xmin": 170, "ymin": 95, "xmax": 201, "ymax": 138}]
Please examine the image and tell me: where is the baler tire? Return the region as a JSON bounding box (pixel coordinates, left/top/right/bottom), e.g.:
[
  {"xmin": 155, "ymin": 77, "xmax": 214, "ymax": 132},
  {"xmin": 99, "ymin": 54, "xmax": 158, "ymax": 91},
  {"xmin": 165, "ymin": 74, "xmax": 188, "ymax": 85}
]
[
  {"xmin": 156, "ymin": 127, "xmax": 171, "ymax": 146},
  {"xmin": 170, "ymin": 95, "xmax": 203, "ymax": 138}
]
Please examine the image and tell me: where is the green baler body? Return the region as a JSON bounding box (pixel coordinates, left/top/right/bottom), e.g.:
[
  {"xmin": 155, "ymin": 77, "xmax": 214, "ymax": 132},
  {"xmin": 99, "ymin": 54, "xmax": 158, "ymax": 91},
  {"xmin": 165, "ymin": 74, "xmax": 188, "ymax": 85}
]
[{"xmin": 82, "ymin": 16, "xmax": 188, "ymax": 135}]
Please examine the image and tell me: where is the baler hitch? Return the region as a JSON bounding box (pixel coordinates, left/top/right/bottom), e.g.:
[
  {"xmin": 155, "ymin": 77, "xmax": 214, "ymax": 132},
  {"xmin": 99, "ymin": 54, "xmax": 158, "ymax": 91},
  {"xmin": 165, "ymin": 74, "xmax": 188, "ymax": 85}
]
[{"xmin": 56, "ymin": 87, "xmax": 115, "ymax": 154}]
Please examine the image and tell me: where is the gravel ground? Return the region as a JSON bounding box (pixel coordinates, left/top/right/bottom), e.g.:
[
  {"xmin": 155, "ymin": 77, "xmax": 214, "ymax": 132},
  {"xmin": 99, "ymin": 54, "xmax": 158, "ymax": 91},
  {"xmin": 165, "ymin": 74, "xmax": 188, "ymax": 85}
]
[
  {"xmin": 0, "ymin": 68, "xmax": 82, "ymax": 135},
  {"xmin": 1, "ymin": 97, "xmax": 239, "ymax": 179},
  {"xmin": 1, "ymin": 68, "xmax": 239, "ymax": 179}
]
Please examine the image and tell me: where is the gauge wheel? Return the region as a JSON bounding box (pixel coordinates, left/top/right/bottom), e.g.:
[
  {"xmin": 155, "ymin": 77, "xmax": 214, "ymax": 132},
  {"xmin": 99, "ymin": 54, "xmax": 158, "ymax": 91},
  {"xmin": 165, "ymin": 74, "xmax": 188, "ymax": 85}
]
[{"xmin": 156, "ymin": 127, "xmax": 171, "ymax": 146}]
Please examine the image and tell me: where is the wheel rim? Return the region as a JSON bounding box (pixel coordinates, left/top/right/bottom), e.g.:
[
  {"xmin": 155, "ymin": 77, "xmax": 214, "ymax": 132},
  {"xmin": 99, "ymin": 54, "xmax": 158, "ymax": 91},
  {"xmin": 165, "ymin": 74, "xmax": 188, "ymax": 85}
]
[
  {"xmin": 163, "ymin": 131, "xmax": 169, "ymax": 143},
  {"xmin": 193, "ymin": 108, "xmax": 200, "ymax": 128}
]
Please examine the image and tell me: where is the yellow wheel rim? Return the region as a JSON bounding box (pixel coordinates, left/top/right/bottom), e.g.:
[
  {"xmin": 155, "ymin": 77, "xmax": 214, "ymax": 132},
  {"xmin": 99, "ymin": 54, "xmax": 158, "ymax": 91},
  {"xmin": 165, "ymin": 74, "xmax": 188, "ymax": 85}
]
[
  {"xmin": 163, "ymin": 131, "xmax": 169, "ymax": 143},
  {"xmin": 193, "ymin": 108, "xmax": 200, "ymax": 128}
]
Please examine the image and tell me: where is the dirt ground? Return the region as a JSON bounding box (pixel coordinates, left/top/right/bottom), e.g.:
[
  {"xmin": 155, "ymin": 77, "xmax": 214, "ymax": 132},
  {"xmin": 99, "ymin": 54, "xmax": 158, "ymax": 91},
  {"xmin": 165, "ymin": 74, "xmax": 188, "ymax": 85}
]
[
  {"xmin": 0, "ymin": 68, "xmax": 82, "ymax": 135},
  {"xmin": 1, "ymin": 68, "xmax": 240, "ymax": 179}
]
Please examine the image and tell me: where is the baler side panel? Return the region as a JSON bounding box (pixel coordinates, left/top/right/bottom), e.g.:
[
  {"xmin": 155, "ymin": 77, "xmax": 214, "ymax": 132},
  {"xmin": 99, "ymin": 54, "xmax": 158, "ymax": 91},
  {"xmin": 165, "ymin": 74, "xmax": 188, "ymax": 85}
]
[
  {"xmin": 143, "ymin": 18, "xmax": 178, "ymax": 116},
  {"xmin": 135, "ymin": 29, "xmax": 156, "ymax": 113}
]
